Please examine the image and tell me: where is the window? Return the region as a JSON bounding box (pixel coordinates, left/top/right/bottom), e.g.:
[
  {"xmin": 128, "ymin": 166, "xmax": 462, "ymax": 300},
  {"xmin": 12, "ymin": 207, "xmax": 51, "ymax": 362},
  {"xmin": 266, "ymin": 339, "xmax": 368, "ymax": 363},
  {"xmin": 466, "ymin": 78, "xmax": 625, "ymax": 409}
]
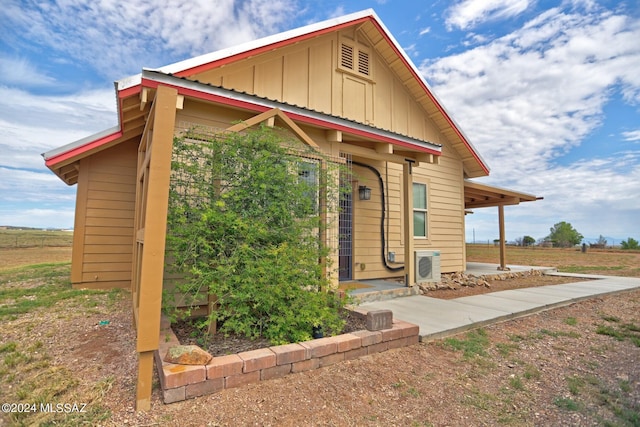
[
  {"xmin": 297, "ymin": 159, "xmax": 319, "ymax": 215},
  {"xmin": 413, "ymin": 182, "xmax": 428, "ymax": 238}
]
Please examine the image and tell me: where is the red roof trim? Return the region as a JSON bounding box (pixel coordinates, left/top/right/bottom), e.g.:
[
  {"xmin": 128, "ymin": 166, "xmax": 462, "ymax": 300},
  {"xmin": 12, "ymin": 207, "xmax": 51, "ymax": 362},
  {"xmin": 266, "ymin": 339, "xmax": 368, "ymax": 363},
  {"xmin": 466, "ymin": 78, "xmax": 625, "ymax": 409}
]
[
  {"xmin": 141, "ymin": 77, "xmax": 441, "ymax": 156},
  {"xmin": 45, "ymin": 130, "xmax": 123, "ymax": 168},
  {"xmin": 367, "ymin": 19, "xmax": 489, "ymax": 174},
  {"xmin": 175, "ymin": 17, "xmax": 371, "ymax": 77},
  {"xmin": 118, "ymin": 85, "xmax": 141, "ymax": 99}
]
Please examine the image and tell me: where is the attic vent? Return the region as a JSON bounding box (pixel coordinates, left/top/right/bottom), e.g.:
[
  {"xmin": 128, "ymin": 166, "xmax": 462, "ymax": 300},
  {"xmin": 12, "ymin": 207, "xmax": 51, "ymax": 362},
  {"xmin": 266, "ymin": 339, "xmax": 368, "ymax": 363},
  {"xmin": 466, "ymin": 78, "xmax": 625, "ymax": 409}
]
[
  {"xmin": 341, "ymin": 43, "xmax": 354, "ymax": 70},
  {"xmin": 339, "ymin": 40, "xmax": 372, "ymax": 78},
  {"xmin": 358, "ymin": 50, "xmax": 370, "ymax": 75}
]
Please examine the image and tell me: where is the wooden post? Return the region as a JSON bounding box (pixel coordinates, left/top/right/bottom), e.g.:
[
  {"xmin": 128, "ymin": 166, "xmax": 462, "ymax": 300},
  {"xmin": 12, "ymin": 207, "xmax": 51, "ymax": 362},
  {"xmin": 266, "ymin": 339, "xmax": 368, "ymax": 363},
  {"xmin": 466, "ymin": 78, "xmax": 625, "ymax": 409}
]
[
  {"xmin": 319, "ymin": 159, "xmax": 340, "ymax": 289},
  {"xmin": 403, "ymin": 162, "xmax": 415, "ymax": 287},
  {"xmin": 498, "ymin": 204, "xmax": 508, "ymax": 271},
  {"xmin": 135, "ymin": 85, "xmax": 178, "ymax": 411}
]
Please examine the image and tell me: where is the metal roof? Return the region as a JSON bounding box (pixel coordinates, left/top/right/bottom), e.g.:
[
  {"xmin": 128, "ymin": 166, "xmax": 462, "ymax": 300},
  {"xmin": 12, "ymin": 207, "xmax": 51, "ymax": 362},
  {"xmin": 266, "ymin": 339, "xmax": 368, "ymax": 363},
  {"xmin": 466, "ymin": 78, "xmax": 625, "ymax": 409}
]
[{"xmin": 44, "ymin": 8, "xmax": 490, "ymax": 179}]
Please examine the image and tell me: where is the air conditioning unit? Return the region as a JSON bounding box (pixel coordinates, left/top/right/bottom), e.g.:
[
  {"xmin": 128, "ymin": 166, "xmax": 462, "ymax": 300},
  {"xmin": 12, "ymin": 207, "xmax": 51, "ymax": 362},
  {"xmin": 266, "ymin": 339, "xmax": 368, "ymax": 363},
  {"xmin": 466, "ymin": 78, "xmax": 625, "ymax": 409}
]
[{"xmin": 415, "ymin": 250, "xmax": 441, "ymax": 283}]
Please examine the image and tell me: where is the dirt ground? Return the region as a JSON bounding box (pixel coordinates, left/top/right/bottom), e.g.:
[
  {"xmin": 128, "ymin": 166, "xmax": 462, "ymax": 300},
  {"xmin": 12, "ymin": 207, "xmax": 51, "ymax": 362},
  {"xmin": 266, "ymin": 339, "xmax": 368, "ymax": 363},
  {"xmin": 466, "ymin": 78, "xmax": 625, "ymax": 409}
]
[{"xmin": 1, "ymin": 247, "xmax": 639, "ymax": 426}]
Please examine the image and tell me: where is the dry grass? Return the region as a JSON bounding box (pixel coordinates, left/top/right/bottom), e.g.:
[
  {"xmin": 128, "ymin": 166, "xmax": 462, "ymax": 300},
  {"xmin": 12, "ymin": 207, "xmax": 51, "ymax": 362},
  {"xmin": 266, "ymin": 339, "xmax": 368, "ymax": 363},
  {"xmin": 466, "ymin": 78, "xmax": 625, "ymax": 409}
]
[
  {"xmin": 467, "ymin": 244, "xmax": 640, "ymax": 277},
  {"xmin": 0, "ymin": 229, "xmax": 73, "ymax": 249},
  {"xmin": 0, "ymin": 230, "xmax": 73, "ymax": 271}
]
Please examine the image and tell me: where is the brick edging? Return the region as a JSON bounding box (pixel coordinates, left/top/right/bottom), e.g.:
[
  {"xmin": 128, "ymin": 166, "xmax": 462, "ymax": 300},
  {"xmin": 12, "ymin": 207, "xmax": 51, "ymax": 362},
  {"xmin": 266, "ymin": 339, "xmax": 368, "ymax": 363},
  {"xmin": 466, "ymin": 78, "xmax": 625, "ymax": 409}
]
[{"xmin": 155, "ymin": 313, "xmax": 419, "ymax": 403}]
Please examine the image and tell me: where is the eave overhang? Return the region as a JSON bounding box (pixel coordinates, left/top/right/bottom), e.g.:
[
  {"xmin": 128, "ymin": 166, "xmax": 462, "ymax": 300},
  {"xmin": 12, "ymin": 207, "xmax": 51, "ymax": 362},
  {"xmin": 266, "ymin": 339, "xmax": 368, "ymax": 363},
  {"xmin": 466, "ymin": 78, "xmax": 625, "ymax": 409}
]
[{"xmin": 464, "ymin": 180, "xmax": 542, "ymax": 209}]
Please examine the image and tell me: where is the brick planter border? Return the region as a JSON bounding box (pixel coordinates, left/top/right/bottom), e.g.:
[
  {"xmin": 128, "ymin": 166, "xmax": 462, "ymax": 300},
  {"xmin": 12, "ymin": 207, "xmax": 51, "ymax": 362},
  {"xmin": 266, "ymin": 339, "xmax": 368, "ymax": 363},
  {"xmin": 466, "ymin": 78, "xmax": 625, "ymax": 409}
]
[{"xmin": 155, "ymin": 310, "xmax": 419, "ymax": 404}]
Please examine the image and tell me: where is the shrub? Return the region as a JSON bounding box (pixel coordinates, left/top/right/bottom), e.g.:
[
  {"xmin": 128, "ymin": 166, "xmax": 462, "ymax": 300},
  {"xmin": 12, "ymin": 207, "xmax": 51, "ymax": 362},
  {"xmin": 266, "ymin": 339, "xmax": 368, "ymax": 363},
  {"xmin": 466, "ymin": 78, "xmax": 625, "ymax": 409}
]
[
  {"xmin": 620, "ymin": 237, "xmax": 639, "ymax": 250},
  {"xmin": 164, "ymin": 125, "xmax": 347, "ymax": 345}
]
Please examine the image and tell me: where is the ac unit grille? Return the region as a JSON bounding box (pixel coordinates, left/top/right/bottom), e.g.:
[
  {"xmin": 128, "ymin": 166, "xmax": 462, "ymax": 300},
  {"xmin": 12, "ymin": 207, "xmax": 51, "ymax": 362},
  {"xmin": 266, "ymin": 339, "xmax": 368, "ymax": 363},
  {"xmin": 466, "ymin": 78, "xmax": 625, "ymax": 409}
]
[
  {"xmin": 415, "ymin": 250, "xmax": 441, "ymax": 283},
  {"xmin": 418, "ymin": 256, "xmax": 433, "ymax": 279}
]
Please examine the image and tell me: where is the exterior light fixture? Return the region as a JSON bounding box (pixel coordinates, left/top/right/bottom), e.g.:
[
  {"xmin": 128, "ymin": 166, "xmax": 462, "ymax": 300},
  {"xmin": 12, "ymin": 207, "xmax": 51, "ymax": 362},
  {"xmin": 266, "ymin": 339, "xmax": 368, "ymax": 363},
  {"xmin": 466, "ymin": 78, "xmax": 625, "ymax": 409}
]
[{"xmin": 359, "ymin": 185, "xmax": 371, "ymax": 201}]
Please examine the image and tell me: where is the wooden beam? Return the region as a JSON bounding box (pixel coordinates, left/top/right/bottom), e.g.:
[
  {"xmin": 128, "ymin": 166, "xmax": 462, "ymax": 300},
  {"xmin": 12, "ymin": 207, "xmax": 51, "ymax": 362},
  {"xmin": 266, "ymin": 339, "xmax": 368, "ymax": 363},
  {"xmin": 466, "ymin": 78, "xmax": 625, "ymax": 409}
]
[
  {"xmin": 414, "ymin": 153, "xmax": 435, "ymax": 164},
  {"xmin": 266, "ymin": 116, "xmax": 275, "ymax": 127},
  {"xmin": 403, "ymin": 162, "xmax": 414, "ymax": 287},
  {"xmin": 225, "ymin": 108, "xmax": 320, "ymax": 149},
  {"xmin": 225, "ymin": 108, "xmax": 278, "ymax": 131},
  {"xmin": 339, "ymin": 143, "xmax": 417, "ymax": 164},
  {"xmin": 375, "ymin": 142, "xmax": 393, "ymax": 154},
  {"xmin": 326, "ymin": 129, "xmax": 342, "ymax": 142},
  {"xmin": 139, "ymin": 88, "xmax": 148, "ymax": 111},
  {"xmin": 135, "ymin": 85, "xmax": 178, "ymax": 411},
  {"xmin": 465, "ymin": 197, "xmax": 520, "ymax": 209}
]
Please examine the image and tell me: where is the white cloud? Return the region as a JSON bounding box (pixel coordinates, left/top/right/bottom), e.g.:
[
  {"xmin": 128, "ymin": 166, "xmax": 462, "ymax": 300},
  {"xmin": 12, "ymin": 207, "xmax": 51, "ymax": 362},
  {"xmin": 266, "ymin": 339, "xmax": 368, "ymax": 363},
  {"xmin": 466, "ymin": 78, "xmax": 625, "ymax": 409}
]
[
  {"xmin": 419, "ymin": 27, "xmax": 431, "ymax": 36},
  {"xmin": 328, "ymin": 6, "xmax": 346, "ymax": 19},
  {"xmin": 0, "ymin": 86, "xmax": 116, "ymax": 170},
  {"xmin": 1, "ymin": 0, "xmax": 298, "ymax": 80},
  {"xmin": 0, "ymin": 56, "xmax": 57, "ymax": 87},
  {"xmin": 622, "ymin": 130, "xmax": 640, "ymax": 141},
  {"xmin": 421, "ymin": 8, "xmax": 640, "ymax": 182},
  {"xmin": 427, "ymin": 6, "xmax": 640, "ymax": 241},
  {"xmin": 445, "ymin": 0, "xmax": 533, "ymax": 30}
]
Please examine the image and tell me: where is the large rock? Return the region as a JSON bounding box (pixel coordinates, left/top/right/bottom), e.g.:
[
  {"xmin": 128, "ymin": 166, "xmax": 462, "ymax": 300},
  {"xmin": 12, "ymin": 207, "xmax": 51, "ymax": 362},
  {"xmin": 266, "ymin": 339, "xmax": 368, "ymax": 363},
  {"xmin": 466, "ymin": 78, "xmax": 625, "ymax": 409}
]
[{"xmin": 164, "ymin": 345, "xmax": 213, "ymax": 365}]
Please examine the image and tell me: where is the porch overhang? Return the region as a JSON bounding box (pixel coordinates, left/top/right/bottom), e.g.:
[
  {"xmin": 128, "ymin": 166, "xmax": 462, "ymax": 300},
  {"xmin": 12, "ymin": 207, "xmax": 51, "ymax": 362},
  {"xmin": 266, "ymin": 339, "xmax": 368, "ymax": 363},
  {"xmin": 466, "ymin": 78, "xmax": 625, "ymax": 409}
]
[
  {"xmin": 464, "ymin": 180, "xmax": 541, "ymax": 209},
  {"xmin": 464, "ymin": 180, "xmax": 542, "ymax": 271}
]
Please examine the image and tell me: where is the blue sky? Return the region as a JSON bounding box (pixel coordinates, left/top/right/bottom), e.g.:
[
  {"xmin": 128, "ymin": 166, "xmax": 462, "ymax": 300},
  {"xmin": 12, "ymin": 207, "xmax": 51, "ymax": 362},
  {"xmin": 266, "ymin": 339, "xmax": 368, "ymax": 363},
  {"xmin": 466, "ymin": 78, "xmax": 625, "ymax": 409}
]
[{"xmin": 1, "ymin": 0, "xmax": 639, "ymax": 244}]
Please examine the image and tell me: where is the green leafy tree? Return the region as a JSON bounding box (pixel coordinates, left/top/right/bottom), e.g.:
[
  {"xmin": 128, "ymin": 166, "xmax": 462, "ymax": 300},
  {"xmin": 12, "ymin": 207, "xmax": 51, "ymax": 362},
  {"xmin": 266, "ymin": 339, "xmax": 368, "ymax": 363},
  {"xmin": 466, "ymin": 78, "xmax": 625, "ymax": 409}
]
[
  {"xmin": 620, "ymin": 237, "xmax": 639, "ymax": 250},
  {"xmin": 165, "ymin": 125, "xmax": 346, "ymax": 345},
  {"xmin": 523, "ymin": 235, "xmax": 535, "ymax": 247},
  {"xmin": 546, "ymin": 221, "xmax": 583, "ymax": 248}
]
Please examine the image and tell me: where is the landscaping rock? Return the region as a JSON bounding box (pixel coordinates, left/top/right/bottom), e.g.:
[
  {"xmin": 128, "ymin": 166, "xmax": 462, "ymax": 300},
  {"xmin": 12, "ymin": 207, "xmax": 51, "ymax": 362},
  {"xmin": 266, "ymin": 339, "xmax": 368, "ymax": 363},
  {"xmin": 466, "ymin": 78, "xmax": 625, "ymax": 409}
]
[
  {"xmin": 164, "ymin": 345, "xmax": 213, "ymax": 365},
  {"xmin": 418, "ymin": 269, "xmax": 543, "ymax": 295}
]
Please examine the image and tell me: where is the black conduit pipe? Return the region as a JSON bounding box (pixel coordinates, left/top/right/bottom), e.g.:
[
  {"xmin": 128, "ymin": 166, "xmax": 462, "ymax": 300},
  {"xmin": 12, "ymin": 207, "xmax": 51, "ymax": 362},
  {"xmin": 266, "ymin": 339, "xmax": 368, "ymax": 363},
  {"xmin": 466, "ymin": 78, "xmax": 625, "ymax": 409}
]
[{"xmin": 351, "ymin": 161, "xmax": 404, "ymax": 272}]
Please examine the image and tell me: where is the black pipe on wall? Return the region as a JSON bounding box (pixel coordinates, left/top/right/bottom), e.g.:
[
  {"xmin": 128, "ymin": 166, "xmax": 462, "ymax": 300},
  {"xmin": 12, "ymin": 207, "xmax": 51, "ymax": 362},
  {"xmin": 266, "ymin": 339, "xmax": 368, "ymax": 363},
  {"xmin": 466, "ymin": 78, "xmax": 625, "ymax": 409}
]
[{"xmin": 352, "ymin": 161, "xmax": 404, "ymax": 272}]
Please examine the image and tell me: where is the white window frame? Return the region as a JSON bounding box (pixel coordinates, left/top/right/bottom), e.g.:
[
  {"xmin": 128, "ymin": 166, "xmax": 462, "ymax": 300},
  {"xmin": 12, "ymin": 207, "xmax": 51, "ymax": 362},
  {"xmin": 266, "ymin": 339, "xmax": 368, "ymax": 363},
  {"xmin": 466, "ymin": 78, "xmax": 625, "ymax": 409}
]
[{"xmin": 413, "ymin": 182, "xmax": 428, "ymax": 239}]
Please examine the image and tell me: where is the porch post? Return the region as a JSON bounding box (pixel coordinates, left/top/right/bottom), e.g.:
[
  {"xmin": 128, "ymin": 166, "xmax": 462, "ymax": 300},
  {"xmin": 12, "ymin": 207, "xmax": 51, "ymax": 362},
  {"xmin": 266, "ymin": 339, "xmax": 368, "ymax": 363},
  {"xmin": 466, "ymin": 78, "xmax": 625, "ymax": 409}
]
[
  {"xmin": 403, "ymin": 162, "xmax": 415, "ymax": 286},
  {"xmin": 498, "ymin": 205, "xmax": 508, "ymax": 271},
  {"xmin": 135, "ymin": 85, "xmax": 178, "ymax": 410}
]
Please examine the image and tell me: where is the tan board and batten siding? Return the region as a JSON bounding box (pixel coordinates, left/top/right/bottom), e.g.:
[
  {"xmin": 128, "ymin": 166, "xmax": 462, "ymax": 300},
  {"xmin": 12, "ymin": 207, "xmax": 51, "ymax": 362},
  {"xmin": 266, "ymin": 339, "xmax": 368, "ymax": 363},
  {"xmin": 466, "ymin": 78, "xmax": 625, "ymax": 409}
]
[
  {"xmin": 71, "ymin": 141, "xmax": 137, "ymax": 289},
  {"xmin": 176, "ymin": 29, "xmax": 467, "ymax": 278},
  {"xmin": 70, "ymin": 29, "xmax": 466, "ymax": 289}
]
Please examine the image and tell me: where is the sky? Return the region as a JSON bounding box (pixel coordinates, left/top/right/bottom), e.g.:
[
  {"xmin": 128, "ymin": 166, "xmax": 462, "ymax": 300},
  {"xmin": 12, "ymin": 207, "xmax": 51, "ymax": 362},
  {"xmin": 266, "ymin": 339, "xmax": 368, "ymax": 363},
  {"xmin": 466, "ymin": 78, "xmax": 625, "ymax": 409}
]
[{"xmin": 1, "ymin": 0, "xmax": 639, "ymax": 244}]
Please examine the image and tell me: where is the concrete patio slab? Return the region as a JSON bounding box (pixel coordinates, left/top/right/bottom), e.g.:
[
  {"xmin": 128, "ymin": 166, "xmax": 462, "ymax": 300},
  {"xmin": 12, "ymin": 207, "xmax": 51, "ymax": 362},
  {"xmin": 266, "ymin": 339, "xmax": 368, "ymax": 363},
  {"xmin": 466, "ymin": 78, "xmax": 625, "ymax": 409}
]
[{"xmin": 359, "ymin": 264, "xmax": 640, "ymax": 342}]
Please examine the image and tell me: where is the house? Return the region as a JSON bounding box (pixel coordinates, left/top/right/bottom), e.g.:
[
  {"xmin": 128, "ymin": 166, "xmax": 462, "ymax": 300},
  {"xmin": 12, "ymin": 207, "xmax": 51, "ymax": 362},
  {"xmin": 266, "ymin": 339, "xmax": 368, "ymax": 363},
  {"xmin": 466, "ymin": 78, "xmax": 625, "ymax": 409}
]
[{"xmin": 43, "ymin": 9, "xmax": 538, "ymax": 409}]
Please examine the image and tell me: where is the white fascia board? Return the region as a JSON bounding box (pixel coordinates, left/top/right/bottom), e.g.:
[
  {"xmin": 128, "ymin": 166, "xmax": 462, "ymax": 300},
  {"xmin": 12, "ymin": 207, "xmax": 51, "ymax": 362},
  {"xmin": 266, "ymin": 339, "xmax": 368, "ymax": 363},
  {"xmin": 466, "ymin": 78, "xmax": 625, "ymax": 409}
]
[{"xmin": 42, "ymin": 125, "xmax": 121, "ymax": 160}]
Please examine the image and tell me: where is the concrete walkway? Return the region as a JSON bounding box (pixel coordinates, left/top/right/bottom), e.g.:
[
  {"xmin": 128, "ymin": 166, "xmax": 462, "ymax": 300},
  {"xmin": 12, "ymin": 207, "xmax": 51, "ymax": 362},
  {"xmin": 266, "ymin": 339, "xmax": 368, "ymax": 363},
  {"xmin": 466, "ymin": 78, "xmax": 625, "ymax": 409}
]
[{"xmin": 359, "ymin": 268, "xmax": 640, "ymax": 342}]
